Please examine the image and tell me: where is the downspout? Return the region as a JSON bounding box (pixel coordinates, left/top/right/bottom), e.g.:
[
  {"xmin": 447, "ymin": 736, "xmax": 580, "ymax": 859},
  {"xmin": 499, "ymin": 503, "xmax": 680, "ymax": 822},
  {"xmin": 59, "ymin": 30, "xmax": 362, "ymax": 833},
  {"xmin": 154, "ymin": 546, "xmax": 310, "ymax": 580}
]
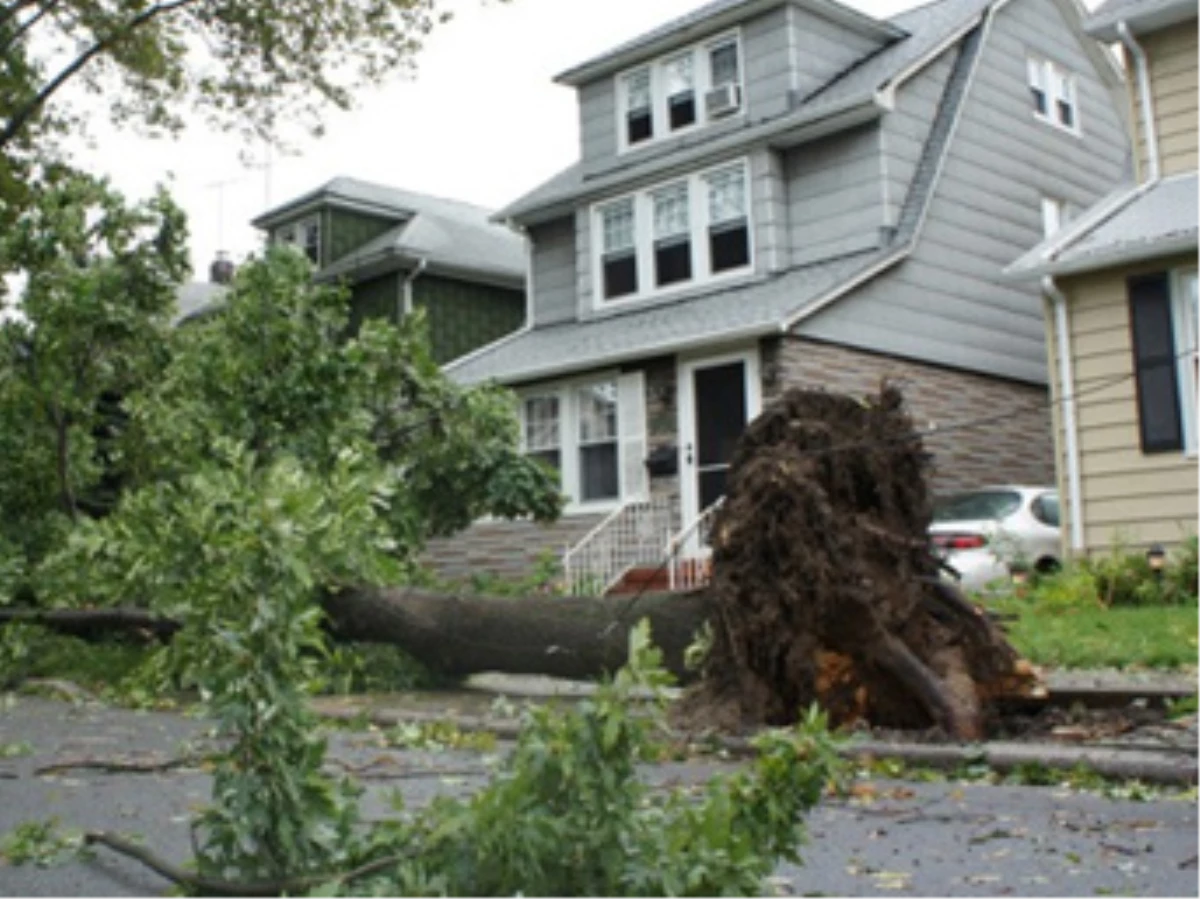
[
  {"xmin": 1043, "ymin": 275, "xmax": 1085, "ymax": 554},
  {"xmin": 400, "ymin": 257, "xmax": 428, "ymax": 322},
  {"xmin": 1117, "ymin": 21, "xmax": 1160, "ymax": 183}
]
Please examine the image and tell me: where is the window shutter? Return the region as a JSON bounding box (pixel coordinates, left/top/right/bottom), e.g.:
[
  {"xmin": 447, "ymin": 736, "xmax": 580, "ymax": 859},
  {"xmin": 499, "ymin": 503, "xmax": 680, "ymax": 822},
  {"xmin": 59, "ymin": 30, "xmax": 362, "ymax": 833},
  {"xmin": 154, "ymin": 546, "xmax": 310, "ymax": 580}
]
[
  {"xmin": 1128, "ymin": 273, "xmax": 1183, "ymax": 453},
  {"xmin": 618, "ymin": 370, "xmax": 648, "ymax": 501}
]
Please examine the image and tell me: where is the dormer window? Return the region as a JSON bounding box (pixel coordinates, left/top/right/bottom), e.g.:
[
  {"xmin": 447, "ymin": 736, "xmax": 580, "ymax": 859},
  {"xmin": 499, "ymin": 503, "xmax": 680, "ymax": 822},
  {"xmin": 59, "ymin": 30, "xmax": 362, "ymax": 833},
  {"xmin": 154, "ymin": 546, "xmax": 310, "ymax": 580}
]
[
  {"xmin": 593, "ymin": 159, "xmax": 752, "ymax": 305},
  {"xmin": 275, "ymin": 214, "xmax": 322, "ymax": 265},
  {"xmin": 1027, "ymin": 56, "xmax": 1078, "ymax": 133},
  {"xmin": 664, "ymin": 53, "xmax": 696, "ymax": 131},
  {"xmin": 616, "ymin": 30, "xmax": 743, "ymax": 152},
  {"xmin": 624, "ymin": 69, "xmax": 653, "ymax": 146}
]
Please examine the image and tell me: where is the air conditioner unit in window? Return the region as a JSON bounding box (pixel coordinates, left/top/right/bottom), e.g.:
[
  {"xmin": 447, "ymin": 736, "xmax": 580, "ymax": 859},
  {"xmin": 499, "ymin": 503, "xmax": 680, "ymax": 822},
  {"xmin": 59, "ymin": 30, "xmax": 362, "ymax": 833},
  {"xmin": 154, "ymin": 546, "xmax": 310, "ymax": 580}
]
[{"xmin": 705, "ymin": 83, "xmax": 742, "ymax": 118}]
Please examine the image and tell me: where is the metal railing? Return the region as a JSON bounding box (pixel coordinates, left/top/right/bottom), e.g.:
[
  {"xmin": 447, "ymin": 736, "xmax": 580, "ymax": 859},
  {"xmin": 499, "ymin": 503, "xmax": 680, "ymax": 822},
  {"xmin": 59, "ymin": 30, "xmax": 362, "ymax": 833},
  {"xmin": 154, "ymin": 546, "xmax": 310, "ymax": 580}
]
[
  {"xmin": 665, "ymin": 498, "xmax": 724, "ymax": 592},
  {"xmin": 561, "ymin": 496, "xmax": 676, "ymax": 596}
]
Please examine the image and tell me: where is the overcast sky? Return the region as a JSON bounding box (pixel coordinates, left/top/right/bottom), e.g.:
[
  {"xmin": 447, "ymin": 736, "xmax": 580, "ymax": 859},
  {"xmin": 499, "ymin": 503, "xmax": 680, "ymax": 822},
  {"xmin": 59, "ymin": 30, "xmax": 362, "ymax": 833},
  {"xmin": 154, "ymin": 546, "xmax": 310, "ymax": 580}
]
[{"xmin": 70, "ymin": 0, "xmax": 1065, "ymax": 279}]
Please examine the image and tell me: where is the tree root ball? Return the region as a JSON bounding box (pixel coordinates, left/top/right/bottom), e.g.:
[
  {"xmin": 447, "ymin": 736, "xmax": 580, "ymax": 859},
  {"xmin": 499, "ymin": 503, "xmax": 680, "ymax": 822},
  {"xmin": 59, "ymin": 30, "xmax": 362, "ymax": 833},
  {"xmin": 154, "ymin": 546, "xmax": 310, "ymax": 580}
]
[{"xmin": 673, "ymin": 382, "xmax": 1038, "ymax": 739}]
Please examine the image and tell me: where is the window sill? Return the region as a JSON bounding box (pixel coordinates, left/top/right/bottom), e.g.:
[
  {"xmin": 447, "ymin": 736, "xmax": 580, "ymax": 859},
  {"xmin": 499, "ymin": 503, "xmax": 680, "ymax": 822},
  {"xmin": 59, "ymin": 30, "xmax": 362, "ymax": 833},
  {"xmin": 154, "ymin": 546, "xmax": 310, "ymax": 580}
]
[
  {"xmin": 562, "ymin": 499, "xmax": 623, "ymax": 517},
  {"xmin": 1032, "ymin": 112, "xmax": 1082, "ymax": 139},
  {"xmin": 586, "ymin": 266, "xmax": 760, "ymax": 320}
]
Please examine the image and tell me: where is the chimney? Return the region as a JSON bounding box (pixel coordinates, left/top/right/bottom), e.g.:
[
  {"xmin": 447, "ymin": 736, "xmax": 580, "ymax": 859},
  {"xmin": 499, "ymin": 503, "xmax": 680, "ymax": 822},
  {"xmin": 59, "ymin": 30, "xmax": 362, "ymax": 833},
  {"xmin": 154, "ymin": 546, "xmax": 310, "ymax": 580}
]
[{"xmin": 209, "ymin": 251, "xmax": 235, "ymax": 285}]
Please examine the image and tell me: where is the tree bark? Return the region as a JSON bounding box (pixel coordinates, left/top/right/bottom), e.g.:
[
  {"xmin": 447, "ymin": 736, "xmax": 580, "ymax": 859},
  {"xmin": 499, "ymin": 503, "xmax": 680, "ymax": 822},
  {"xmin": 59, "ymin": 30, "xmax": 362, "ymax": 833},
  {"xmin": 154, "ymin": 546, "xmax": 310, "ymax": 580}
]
[
  {"xmin": 322, "ymin": 586, "xmax": 714, "ymax": 682},
  {"xmin": 0, "ymin": 588, "xmax": 715, "ymax": 682}
]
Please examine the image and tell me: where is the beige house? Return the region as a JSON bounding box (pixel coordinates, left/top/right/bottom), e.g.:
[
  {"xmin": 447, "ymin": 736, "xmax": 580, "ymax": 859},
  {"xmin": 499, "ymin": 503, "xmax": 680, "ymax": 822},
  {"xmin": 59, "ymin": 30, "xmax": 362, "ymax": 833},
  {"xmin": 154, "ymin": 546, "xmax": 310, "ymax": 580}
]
[{"xmin": 1008, "ymin": 0, "xmax": 1198, "ymax": 558}]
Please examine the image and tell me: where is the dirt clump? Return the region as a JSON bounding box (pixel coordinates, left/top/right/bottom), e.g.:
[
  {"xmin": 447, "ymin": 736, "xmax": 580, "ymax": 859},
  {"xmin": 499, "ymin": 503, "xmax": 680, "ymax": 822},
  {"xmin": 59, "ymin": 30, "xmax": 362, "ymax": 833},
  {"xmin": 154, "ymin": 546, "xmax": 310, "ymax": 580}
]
[{"xmin": 676, "ymin": 382, "xmax": 1040, "ymax": 739}]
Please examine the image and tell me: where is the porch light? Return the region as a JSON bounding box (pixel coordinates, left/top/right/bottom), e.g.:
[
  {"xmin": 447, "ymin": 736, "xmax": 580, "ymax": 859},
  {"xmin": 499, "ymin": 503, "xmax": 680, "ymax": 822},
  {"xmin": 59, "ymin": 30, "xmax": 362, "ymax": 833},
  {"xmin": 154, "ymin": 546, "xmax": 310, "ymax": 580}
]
[{"xmin": 1146, "ymin": 543, "xmax": 1167, "ymax": 573}]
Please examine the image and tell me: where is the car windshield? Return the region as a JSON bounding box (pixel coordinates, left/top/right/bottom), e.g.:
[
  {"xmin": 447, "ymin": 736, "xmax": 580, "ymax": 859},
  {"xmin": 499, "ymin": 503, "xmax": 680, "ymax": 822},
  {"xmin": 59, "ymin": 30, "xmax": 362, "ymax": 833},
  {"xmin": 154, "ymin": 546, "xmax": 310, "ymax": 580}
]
[{"xmin": 932, "ymin": 490, "xmax": 1022, "ymax": 523}]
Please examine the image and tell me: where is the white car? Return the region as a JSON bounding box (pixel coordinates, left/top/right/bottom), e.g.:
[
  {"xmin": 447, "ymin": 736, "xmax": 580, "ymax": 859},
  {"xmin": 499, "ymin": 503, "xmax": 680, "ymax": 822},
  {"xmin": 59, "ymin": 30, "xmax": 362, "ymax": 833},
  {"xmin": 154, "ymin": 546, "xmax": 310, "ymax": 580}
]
[{"xmin": 930, "ymin": 486, "xmax": 1061, "ymax": 592}]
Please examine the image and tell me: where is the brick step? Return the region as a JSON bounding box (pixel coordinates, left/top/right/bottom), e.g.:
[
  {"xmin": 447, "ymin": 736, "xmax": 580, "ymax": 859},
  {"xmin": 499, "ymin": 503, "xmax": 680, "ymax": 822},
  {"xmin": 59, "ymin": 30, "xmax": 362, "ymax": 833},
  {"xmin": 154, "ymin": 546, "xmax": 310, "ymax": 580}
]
[{"xmin": 606, "ymin": 560, "xmax": 711, "ymax": 595}]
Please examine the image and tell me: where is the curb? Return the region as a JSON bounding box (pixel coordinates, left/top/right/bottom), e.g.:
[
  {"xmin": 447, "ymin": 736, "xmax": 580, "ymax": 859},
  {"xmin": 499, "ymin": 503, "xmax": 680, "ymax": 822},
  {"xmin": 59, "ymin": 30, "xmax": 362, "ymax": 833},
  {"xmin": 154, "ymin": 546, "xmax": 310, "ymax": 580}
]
[{"xmin": 312, "ymin": 701, "xmax": 1199, "ymax": 787}]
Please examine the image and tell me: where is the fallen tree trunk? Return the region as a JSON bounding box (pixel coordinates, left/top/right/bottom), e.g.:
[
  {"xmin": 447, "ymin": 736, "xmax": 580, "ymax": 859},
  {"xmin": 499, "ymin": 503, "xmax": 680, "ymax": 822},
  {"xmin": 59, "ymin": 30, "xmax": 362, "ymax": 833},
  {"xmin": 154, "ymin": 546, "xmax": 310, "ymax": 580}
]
[
  {"xmin": 0, "ymin": 607, "xmax": 182, "ymax": 642},
  {"xmin": 322, "ymin": 586, "xmax": 713, "ymax": 682},
  {"xmin": 0, "ymin": 588, "xmax": 715, "ymax": 682}
]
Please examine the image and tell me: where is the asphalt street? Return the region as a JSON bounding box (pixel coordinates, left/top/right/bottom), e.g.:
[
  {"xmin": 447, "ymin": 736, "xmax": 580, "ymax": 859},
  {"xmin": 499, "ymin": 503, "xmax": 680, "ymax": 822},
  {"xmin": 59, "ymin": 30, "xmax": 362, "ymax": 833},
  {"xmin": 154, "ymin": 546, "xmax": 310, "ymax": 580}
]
[{"xmin": 0, "ymin": 696, "xmax": 1196, "ymax": 897}]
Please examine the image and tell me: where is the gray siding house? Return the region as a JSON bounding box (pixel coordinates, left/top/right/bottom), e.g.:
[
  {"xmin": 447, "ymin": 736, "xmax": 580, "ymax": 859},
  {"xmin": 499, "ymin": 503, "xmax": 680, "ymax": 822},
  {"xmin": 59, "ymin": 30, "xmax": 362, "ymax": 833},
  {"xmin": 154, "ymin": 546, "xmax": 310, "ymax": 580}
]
[
  {"xmin": 252, "ymin": 178, "xmax": 527, "ymax": 364},
  {"xmin": 431, "ymin": 0, "xmax": 1129, "ymax": 587}
]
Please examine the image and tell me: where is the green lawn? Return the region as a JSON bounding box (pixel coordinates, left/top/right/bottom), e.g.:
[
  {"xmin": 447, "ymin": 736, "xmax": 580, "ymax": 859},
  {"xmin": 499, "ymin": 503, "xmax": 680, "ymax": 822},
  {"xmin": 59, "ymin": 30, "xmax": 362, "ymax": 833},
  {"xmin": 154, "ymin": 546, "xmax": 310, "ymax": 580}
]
[{"xmin": 987, "ymin": 598, "xmax": 1198, "ymax": 670}]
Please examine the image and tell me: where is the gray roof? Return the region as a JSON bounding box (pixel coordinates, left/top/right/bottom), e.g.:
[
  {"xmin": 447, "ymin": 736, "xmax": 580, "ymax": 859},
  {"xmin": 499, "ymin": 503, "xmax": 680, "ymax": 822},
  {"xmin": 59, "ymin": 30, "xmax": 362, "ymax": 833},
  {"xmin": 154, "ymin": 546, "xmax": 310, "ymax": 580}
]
[
  {"xmin": 496, "ymin": 0, "xmax": 999, "ymax": 224},
  {"xmin": 1006, "ymin": 172, "xmax": 1199, "ymax": 279},
  {"xmin": 1086, "ymin": 0, "xmax": 1197, "ymax": 39},
  {"xmin": 554, "ymin": 0, "xmax": 905, "ymax": 86},
  {"xmin": 255, "ymin": 177, "xmax": 526, "ymax": 286},
  {"xmin": 173, "ymin": 282, "xmax": 228, "ymax": 325},
  {"xmin": 448, "ymin": 250, "xmax": 896, "ymax": 384}
]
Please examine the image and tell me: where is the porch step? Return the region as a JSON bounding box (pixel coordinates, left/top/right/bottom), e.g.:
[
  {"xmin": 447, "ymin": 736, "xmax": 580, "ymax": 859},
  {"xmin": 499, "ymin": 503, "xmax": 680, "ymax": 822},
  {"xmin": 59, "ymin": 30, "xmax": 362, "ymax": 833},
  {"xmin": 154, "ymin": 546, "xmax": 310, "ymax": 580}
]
[{"xmin": 606, "ymin": 559, "xmax": 712, "ymax": 595}]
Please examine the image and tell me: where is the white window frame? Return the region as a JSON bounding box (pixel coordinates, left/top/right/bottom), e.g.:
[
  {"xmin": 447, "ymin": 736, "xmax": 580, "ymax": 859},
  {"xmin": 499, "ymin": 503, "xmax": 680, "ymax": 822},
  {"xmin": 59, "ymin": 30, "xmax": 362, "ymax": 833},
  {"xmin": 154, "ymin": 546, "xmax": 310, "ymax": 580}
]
[
  {"xmin": 1173, "ymin": 268, "xmax": 1198, "ymax": 455},
  {"xmin": 615, "ymin": 29, "xmax": 744, "ymax": 154},
  {"xmin": 590, "ymin": 158, "xmax": 754, "ymax": 309},
  {"xmin": 519, "ymin": 373, "xmax": 647, "ymax": 513},
  {"xmin": 1027, "ymin": 55, "xmax": 1080, "ymax": 135},
  {"xmin": 274, "ymin": 214, "xmax": 322, "ymax": 265},
  {"xmin": 1041, "ymin": 196, "xmax": 1064, "ymax": 238}
]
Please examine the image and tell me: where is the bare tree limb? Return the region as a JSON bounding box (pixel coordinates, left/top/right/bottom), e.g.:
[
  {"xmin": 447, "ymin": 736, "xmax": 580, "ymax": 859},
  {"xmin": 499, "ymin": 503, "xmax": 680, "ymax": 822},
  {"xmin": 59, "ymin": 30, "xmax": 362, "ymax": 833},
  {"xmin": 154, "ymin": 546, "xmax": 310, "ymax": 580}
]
[{"xmin": 85, "ymin": 831, "xmax": 412, "ymax": 897}]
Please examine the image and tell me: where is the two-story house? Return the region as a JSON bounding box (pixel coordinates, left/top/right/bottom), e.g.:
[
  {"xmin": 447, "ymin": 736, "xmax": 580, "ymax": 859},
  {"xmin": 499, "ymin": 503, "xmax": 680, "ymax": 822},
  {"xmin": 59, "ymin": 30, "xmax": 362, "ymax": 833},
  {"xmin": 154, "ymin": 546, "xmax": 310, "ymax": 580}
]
[
  {"xmin": 1008, "ymin": 0, "xmax": 1197, "ymax": 559},
  {"xmin": 428, "ymin": 0, "xmax": 1129, "ymax": 588},
  {"xmin": 252, "ymin": 177, "xmax": 528, "ymax": 364}
]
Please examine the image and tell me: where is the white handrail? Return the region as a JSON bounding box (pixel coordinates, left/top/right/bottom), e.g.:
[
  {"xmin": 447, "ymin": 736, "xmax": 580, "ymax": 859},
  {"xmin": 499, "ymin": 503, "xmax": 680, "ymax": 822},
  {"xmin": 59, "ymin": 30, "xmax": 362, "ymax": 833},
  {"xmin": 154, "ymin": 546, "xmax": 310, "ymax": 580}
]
[
  {"xmin": 665, "ymin": 498, "xmax": 724, "ymax": 591},
  {"xmin": 561, "ymin": 496, "xmax": 675, "ymax": 596}
]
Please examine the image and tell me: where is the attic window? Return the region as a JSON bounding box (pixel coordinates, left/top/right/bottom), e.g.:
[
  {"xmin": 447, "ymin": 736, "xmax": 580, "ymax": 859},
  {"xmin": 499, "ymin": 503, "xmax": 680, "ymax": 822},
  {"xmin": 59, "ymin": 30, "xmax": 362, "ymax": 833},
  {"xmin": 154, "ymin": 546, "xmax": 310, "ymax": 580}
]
[
  {"xmin": 664, "ymin": 53, "xmax": 695, "ymax": 131},
  {"xmin": 615, "ymin": 29, "xmax": 743, "ymax": 153},
  {"xmin": 275, "ymin": 214, "xmax": 322, "ymax": 266},
  {"xmin": 1027, "ymin": 56, "xmax": 1078, "ymax": 133},
  {"xmin": 624, "ymin": 69, "xmax": 653, "ymax": 145}
]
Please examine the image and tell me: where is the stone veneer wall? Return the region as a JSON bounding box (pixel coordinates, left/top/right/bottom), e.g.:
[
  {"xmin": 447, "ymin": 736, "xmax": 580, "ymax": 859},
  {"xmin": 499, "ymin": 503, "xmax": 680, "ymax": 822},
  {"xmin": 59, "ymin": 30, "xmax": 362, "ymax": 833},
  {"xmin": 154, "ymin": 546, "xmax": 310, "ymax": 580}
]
[
  {"xmin": 762, "ymin": 336, "xmax": 1055, "ymax": 494},
  {"xmin": 421, "ymin": 514, "xmax": 607, "ymax": 584}
]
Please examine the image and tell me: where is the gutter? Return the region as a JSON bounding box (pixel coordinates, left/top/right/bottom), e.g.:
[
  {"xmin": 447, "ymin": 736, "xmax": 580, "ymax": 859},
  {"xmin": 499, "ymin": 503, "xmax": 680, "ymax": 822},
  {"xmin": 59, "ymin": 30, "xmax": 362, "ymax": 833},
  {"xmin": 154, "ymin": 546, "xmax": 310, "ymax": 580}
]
[
  {"xmin": 1117, "ymin": 21, "xmax": 1160, "ymax": 182},
  {"xmin": 1043, "ymin": 275, "xmax": 1085, "ymax": 554},
  {"xmin": 400, "ymin": 257, "xmax": 428, "ymax": 321}
]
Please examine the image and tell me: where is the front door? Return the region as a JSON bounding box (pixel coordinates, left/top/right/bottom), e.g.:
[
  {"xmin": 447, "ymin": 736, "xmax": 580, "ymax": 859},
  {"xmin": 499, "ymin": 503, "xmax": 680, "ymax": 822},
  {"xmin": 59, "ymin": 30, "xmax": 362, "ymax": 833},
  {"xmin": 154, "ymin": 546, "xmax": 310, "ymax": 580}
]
[{"xmin": 678, "ymin": 351, "xmax": 761, "ymax": 549}]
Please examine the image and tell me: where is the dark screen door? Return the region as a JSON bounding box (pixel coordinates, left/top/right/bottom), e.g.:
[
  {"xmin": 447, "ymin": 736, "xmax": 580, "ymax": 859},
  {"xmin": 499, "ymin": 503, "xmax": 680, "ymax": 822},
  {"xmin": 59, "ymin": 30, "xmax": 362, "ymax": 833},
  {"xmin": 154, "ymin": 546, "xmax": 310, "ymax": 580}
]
[{"xmin": 693, "ymin": 361, "xmax": 747, "ymax": 510}]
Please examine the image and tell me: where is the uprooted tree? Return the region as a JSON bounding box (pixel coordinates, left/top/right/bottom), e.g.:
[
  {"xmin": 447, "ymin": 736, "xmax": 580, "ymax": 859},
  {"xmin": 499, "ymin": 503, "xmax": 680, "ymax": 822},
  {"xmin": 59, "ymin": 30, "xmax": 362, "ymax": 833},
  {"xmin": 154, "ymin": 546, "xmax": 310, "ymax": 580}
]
[{"xmin": 672, "ymin": 384, "xmax": 1040, "ymax": 740}]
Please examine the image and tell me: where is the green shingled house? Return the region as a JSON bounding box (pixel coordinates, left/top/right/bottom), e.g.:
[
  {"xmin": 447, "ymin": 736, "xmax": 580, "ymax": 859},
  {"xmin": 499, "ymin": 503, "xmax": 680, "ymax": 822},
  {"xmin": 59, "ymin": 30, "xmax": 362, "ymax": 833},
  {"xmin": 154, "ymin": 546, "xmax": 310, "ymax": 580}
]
[{"xmin": 252, "ymin": 177, "xmax": 527, "ymax": 364}]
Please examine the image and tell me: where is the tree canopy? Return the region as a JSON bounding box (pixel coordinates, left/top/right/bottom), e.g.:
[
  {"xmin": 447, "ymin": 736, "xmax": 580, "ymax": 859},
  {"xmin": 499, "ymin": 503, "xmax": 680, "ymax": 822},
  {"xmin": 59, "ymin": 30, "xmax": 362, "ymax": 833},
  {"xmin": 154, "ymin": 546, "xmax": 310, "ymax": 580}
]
[{"xmin": 0, "ymin": 0, "xmax": 457, "ymax": 222}]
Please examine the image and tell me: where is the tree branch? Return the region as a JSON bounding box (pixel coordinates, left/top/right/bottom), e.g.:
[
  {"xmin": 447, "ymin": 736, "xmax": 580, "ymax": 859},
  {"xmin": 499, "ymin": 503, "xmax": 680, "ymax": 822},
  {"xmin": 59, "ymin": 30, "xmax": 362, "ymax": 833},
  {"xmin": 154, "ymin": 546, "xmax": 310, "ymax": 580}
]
[
  {"xmin": 85, "ymin": 831, "xmax": 411, "ymax": 897},
  {"xmin": 0, "ymin": 0, "xmax": 62, "ymax": 56},
  {"xmin": 0, "ymin": 0, "xmax": 200, "ymax": 152}
]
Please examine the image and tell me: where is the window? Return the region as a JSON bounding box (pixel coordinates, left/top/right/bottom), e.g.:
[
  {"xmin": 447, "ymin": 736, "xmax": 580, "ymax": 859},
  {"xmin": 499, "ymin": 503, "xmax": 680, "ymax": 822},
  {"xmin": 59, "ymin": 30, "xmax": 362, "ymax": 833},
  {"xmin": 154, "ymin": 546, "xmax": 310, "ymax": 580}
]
[
  {"xmin": 616, "ymin": 31, "xmax": 742, "ymax": 151},
  {"xmin": 520, "ymin": 373, "xmax": 647, "ymax": 509},
  {"xmin": 652, "ymin": 183, "xmax": 692, "ymax": 286},
  {"xmin": 1027, "ymin": 56, "xmax": 1078, "ymax": 132},
  {"xmin": 577, "ymin": 382, "xmax": 619, "ymax": 501},
  {"xmin": 593, "ymin": 160, "xmax": 751, "ymax": 304},
  {"xmin": 524, "ymin": 395, "xmax": 561, "ymax": 471},
  {"xmin": 275, "ymin": 215, "xmax": 321, "ymax": 265},
  {"xmin": 623, "ymin": 69, "xmax": 652, "ymax": 146},
  {"xmin": 706, "ymin": 166, "xmax": 750, "ymax": 272},
  {"xmin": 600, "ymin": 199, "xmax": 638, "ymax": 299}
]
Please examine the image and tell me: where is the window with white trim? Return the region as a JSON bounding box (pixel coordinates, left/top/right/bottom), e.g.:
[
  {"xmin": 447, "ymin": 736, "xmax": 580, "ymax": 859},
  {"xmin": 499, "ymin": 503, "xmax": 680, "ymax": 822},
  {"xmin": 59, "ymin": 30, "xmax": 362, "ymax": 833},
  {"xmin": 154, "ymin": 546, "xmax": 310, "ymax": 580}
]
[
  {"xmin": 520, "ymin": 373, "xmax": 647, "ymax": 509},
  {"xmin": 1027, "ymin": 56, "xmax": 1078, "ymax": 132},
  {"xmin": 593, "ymin": 160, "xmax": 752, "ymax": 305},
  {"xmin": 616, "ymin": 31, "xmax": 743, "ymax": 151},
  {"xmin": 1128, "ymin": 269, "xmax": 1198, "ymax": 454},
  {"xmin": 274, "ymin": 214, "xmax": 322, "ymax": 265}
]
